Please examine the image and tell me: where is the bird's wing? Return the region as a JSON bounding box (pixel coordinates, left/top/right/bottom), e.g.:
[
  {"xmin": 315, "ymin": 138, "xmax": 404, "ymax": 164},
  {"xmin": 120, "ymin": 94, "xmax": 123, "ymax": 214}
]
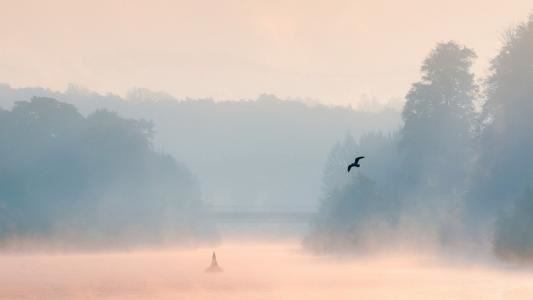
[
  {"xmin": 347, "ymin": 163, "xmax": 354, "ymax": 172},
  {"xmin": 354, "ymin": 156, "xmax": 365, "ymax": 164}
]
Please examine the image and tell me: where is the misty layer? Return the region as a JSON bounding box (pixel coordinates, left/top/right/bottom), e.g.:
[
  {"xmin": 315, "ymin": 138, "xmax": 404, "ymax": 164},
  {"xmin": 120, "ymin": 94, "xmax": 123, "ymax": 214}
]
[
  {"xmin": 0, "ymin": 87, "xmax": 400, "ymax": 212},
  {"xmin": 307, "ymin": 15, "xmax": 533, "ymax": 262},
  {"xmin": 0, "ymin": 98, "xmax": 213, "ymax": 249}
]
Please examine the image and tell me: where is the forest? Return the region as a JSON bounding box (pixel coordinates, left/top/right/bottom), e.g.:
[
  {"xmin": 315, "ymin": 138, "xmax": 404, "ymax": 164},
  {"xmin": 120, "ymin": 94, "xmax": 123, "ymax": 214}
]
[
  {"xmin": 306, "ymin": 15, "xmax": 533, "ymax": 262},
  {"xmin": 0, "ymin": 97, "xmax": 212, "ymax": 248}
]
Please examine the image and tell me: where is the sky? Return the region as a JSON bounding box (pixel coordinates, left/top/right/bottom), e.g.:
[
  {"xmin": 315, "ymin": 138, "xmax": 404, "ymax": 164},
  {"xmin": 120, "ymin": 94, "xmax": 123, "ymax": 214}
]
[{"xmin": 0, "ymin": 0, "xmax": 531, "ymax": 107}]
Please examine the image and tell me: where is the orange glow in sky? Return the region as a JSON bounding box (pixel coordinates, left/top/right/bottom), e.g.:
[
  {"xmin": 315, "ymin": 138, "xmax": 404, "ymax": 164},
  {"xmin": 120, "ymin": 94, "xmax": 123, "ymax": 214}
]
[{"xmin": 0, "ymin": 0, "xmax": 531, "ymax": 106}]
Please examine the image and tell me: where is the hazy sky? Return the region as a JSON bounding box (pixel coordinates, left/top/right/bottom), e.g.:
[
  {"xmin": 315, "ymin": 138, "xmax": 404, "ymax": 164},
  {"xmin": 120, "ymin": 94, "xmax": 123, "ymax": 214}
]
[{"xmin": 1, "ymin": 0, "xmax": 531, "ymax": 106}]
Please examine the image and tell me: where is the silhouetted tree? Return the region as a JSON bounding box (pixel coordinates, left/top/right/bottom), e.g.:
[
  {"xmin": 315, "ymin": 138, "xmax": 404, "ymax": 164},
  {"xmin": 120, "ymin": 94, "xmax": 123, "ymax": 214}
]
[
  {"xmin": 399, "ymin": 42, "xmax": 477, "ymax": 195},
  {"xmin": 471, "ymin": 15, "xmax": 533, "ymax": 218},
  {"xmin": 306, "ymin": 42, "xmax": 479, "ymax": 253},
  {"xmin": 474, "ymin": 15, "xmax": 533, "ymax": 260}
]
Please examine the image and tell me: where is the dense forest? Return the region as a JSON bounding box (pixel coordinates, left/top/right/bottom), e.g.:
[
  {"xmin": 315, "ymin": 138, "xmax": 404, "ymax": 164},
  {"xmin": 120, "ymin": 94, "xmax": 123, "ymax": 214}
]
[
  {"xmin": 306, "ymin": 15, "xmax": 533, "ymax": 261},
  {"xmin": 0, "ymin": 98, "xmax": 212, "ymax": 248}
]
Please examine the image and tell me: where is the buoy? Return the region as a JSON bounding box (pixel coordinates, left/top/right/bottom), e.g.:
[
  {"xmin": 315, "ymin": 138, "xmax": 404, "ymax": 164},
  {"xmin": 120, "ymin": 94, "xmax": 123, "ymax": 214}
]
[{"xmin": 205, "ymin": 251, "xmax": 223, "ymax": 273}]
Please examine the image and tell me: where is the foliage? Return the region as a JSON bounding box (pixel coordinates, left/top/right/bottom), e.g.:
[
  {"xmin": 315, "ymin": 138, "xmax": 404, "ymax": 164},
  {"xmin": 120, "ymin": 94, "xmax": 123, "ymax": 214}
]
[{"xmin": 0, "ymin": 97, "xmax": 211, "ymax": 247}]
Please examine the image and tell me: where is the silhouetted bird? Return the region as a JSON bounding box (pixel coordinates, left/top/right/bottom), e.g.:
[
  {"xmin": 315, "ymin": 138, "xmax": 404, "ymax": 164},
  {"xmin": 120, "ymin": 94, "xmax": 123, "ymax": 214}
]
[{"xmin": 347, "ymin": 156, "xmax": 365, "ymax": 172}]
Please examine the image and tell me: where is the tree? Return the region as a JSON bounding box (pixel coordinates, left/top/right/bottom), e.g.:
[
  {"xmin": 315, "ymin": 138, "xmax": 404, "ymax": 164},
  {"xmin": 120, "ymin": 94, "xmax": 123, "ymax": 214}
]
[
  {"xmin": 0, "ymin": 97, "xmax": 212, "ymax": 247},
  {"xmin": 471, "ymin": 15, "xmax": 533, "ymax": 216},
  {"xmin": 399, "ymin": 42, "xmax": 477, "ymax": 195},
  {"xmin": 306, "ymin": 132, "xmax": 399, "ymax": 253},
  {"xmin": 321, "ymin": 134, "xmax": 357, "ymax": 194},
  {"xmin": 494, "ymin": 188, "xmax": 533, "ymax": 261}
]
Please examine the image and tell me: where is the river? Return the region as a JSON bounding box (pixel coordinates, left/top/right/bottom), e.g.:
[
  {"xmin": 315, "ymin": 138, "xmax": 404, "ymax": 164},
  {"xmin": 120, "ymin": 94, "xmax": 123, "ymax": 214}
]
[{"xmin": 1, "ymin": 240, "xmax": 533, "ymax": 299}]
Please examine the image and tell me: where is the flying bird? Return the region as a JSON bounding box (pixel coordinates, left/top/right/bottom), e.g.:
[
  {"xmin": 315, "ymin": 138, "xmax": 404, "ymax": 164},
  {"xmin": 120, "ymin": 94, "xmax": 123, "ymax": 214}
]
[{"xmin": 347, "ymin": 156, "xmax": 365, "ymax": 172}]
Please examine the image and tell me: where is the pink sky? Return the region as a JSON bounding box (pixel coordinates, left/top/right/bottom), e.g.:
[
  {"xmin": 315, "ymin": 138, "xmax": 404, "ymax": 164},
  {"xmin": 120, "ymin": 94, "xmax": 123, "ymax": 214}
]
[{"xmin": 0, "ymin": 0, "xmax": 531, "ymax": 106}]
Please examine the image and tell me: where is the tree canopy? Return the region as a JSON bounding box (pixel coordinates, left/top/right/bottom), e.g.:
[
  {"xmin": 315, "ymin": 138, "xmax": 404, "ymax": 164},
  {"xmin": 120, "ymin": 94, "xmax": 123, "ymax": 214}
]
[{"xmin": 0, "ymin": 97, "xmax": 211, "ymax": 248}]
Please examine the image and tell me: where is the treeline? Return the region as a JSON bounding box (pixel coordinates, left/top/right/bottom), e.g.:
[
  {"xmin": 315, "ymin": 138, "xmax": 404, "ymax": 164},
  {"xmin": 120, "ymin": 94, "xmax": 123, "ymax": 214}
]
[
  {"xmin": 306, "ymin": 15, "xmax": 533, "ymax": 261},
  {"xmin": 0, "ymin": 97, "xmax": 212, "ymax": 249},
  {"xmin": 0, "ymin": 86, "xmax": 400, "ymax": 212}
]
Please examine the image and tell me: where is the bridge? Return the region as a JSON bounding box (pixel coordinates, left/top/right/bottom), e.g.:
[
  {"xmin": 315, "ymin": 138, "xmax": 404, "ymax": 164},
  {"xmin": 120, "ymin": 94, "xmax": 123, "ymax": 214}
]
[{"xmin": 211, "ymin": 211, "xmax": 316, "ymax": 223}]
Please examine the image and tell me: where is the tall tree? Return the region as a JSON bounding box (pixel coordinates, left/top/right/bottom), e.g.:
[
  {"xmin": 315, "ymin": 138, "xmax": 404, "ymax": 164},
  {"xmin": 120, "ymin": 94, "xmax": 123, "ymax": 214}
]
[
  {"xmin": 472, "ymin": 15, "xmax": 533, "ymax": 216},
  {"xmin": 399, "ymin": 42, "xmax": 477, "ymax": 194}
]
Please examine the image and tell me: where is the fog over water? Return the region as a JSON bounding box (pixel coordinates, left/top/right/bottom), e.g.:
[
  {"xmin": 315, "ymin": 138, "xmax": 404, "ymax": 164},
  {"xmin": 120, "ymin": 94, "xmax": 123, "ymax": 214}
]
[{"xmin": 2, "ymin": 241, "xmax": 533, "ymax": 300}]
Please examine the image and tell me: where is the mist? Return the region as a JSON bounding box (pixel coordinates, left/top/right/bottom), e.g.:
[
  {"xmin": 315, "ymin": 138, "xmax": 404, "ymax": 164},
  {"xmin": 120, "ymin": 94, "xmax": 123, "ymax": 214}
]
[
  {"xmin": 0, "ymin": 86, "xmax": 400, "ymax": 213},
  {"xmin": 1, "ymin": 3, "xmax": 533, "ymax": 299},
  {"xmin": 0, "ymin": 97, "xmax": 214, "ymax": 249},
  {"xmin": 306, "ymin": 15, "xmax": 533, "ymax": 262}
]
